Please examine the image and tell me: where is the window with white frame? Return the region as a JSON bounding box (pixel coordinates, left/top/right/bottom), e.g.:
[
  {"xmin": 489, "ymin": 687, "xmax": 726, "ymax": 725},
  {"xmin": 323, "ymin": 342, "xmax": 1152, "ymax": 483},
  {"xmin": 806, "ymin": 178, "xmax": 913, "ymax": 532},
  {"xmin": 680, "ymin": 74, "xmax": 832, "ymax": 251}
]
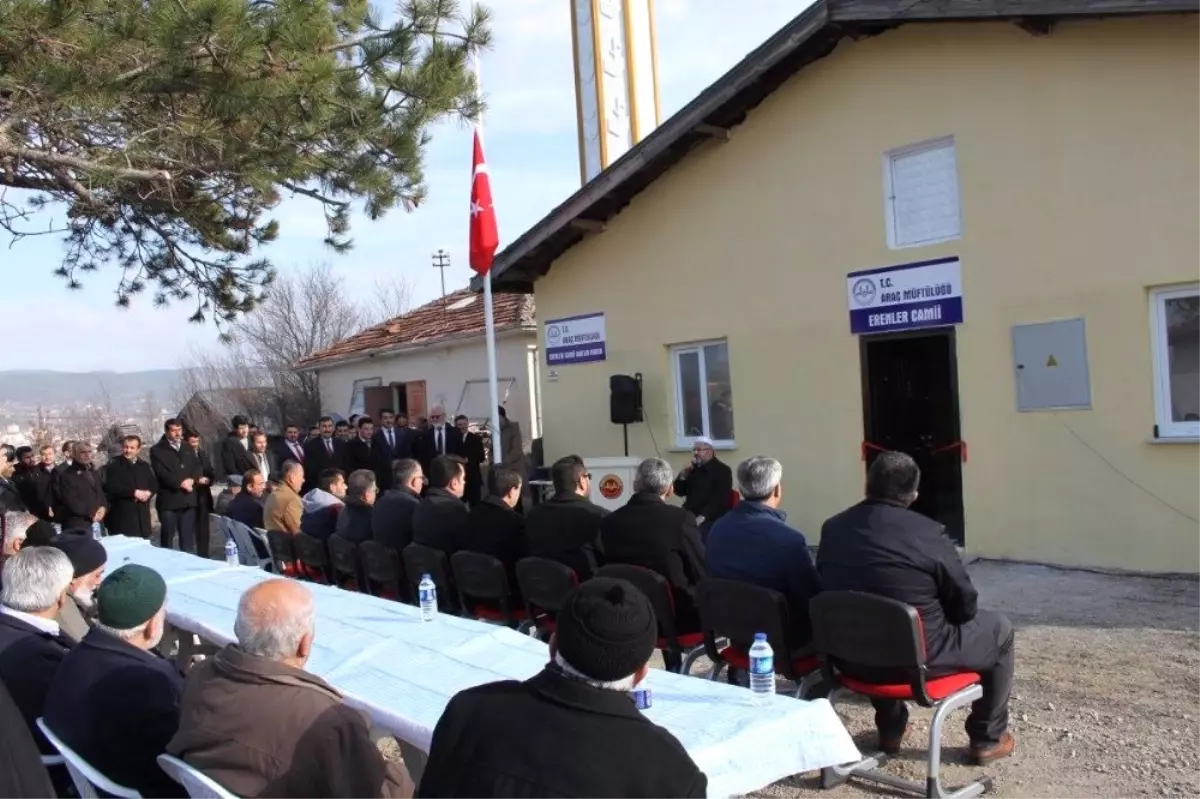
[
  {"xmin": 1150, "ymin": 284, "xmax": 1200, "ymax": 440},
  {"xmin": 348, "ymin": 377, "xmax": 382, "ymax": 417},
  {"xmin": 884, "ymin": 136, "xmax": 961, "ymax": 249},
  {"xmin": 671, "ymin": 341, "xmax": 735, "ymax": 446}
]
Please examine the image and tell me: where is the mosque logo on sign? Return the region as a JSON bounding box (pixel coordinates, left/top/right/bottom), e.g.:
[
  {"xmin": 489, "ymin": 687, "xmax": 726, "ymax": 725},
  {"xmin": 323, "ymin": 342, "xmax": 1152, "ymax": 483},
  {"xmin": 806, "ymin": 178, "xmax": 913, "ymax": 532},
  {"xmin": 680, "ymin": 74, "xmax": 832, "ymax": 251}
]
[{"xmin": 851, "ymin": 278, "xmax": 877, "ymax": 307}]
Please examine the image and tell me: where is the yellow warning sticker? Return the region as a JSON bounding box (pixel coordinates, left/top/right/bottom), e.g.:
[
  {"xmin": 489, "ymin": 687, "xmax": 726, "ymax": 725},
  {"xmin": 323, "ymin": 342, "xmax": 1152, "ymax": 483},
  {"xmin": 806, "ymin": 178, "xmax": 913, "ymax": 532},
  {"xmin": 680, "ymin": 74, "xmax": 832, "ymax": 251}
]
[{"xmin": 1046, "ymin": 354, "xmax": 1058, "ymax": 368}]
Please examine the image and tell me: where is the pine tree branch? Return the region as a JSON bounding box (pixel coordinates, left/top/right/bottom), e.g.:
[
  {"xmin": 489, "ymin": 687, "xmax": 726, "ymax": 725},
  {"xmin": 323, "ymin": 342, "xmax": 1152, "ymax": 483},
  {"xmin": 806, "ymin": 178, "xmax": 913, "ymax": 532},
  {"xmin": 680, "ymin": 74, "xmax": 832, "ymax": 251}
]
[{"xmin": 0, "ymin": 141, "xmax": 172, "ymax": 183}]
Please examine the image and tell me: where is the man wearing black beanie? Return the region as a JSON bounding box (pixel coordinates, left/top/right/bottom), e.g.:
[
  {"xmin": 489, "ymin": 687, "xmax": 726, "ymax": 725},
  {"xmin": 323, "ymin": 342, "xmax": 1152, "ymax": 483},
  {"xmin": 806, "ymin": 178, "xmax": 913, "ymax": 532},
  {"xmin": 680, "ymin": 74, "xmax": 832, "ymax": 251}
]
[{"xmin": 419, "ymin": 578, "xmax": 706, "ymax": 798}]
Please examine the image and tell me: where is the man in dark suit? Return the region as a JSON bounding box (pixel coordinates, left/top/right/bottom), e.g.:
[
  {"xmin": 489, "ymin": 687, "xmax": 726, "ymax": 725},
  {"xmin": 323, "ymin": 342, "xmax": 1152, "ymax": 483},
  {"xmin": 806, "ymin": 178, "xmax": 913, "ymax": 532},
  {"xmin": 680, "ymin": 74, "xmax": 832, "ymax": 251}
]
[
  {"xmin": 818, "ymin": 450, "xmax": 1016, "ymax": 765},
  {"xmin": 417, "ymin": 405, "xmax": 455, "ymax": 475},
  {"xmin": 186, "ymin": 430, "xmax": 217, "ymax": 558},
  {"xmin": 0, "ymin": 547, "xmax": 76, "ymax": 754},
  {"xmin": 43, "ymin": 565, "xmax": 186, "ymax": 798},
  {"xmin": 347, "ymin": 416, "xmax": 378, "ymax": 476},
  {"xmin": 150, "ymin": 419, "xmax": 204, "ymax": 553},
  {"xmin": 51, "ymin": 441, "xmax": 106, "ymax": 532},
  {"xmin": 525, "ymin": 456, "xmax": 609, "ymax": 580},
  {"xmin": 227, "ymin": 470, "xmax": 267, "ymax": 530},
  {"xmin": 411, "ymin": 455, "xmax": 470, "ymax": 556},
  {"xmin": 600, "ymin": 457, "xmax": 707, "ymax": 633},
  {"xmin": 220, "ymin": 415, "xmax": 256, "ymax": 482},
  {"xmin": 372, "ymin": 408, "xmax": 414, "ymax": 491},
  {"xmin": 302, "ymin": 416, "xmax": 349, "ymax": 494},
  {"xmin": 17, "ymin": 445, "xmax": 57, "ymax": 522},
  {"xmin": 449, "ymin": 414, "xmax": 486, "ymax": 507},
  {"xmin": 461, "ymin": 467, "xmax": 527, "ymax": 599},
  {"xmin": 372, "ymin": 459, "xmax": 424, "ymax": 553},
  {"xmin": 102, "ymin": 435, "xmax": 158, "ymax": 539},
  {"xmin": 272, "ymin": 424, "xmax": 307, "ymax": 472},
  {"xmin": 672, "ymin": 436, "xmax": 734, "ymax": 541}
]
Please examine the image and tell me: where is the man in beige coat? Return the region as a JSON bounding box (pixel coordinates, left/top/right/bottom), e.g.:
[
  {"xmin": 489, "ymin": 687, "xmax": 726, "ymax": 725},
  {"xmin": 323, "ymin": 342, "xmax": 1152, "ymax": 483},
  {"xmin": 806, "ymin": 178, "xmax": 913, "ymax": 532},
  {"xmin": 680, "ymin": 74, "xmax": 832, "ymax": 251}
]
[
  {"xmin": 168, "ymin": 579, "xmax": 413, "ymax": 798},
  {"xmin": 263, "ymin": 461, "xmax": 304, "ymax": 534}
]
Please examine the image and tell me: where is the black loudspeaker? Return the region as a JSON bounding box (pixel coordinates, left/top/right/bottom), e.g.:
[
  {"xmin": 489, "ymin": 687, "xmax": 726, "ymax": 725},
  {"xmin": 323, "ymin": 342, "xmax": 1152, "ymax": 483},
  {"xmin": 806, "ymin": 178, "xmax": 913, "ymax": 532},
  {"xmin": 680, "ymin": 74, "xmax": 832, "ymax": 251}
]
[{"xmin": 610, "ymin": 374, "xmax": 643, "ymax": 425}]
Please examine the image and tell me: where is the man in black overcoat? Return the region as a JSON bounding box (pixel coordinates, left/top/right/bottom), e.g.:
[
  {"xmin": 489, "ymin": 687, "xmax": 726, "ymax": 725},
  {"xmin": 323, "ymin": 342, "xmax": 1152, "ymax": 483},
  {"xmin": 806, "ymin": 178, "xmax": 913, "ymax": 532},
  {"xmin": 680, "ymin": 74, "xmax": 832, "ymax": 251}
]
[{"xmin": 102, "ymin": 436, "xmax": 158, "ymax": 538}]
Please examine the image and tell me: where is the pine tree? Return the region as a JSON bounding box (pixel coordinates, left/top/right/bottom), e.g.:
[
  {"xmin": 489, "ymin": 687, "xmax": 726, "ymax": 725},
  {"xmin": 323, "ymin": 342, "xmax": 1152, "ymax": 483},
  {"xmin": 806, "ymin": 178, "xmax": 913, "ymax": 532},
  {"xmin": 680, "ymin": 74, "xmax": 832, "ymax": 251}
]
[{"xmin": 0, "ymin": 0, "xmax": 489, "ymax": 323}]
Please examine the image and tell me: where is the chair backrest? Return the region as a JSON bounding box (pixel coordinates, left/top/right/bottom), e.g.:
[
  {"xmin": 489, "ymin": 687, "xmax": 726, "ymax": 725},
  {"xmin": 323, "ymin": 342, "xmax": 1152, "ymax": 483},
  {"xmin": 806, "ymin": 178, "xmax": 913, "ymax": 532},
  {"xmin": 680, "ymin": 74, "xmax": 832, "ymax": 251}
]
[
  {"xmin": 696, "ymin": 578, "xmax": 796, "ymax": 668},
  {"xmin": 596, "ymin": 564, "xmax": 678, "ymax": 641},
  {"xmin": 515, "ymin": 557, "xmax": 578, "ymax": 614},
  {"xmin": 293, "ymin": 533, "xmax": 330, "ymax": 567},
  {"xmin": 358, "ymin": 541, "xmax": 409, "ymax": 601},
  {"xmin": 36, "ymin": 718, "xmax": 142, "ymax": 799},
  {"xmin": 157, "ymin": 754, "xmax": 239, "ymax": 799},
  {"xmin": 402, "ymin": 543, "xmax": 452, "ymax": 588},
  {"xmin": 265, "ymin": 530, "xmax": 297, "ymax": 570},
  {"xmin": 730, "ymin": 490, "xmax": 741, "ymax": 508},
  {"xmin": 223, "ymin": 519, "xmax": 271, "ymax": 568},
  {"xmin": 326, "ymin": 535, "xmax": 362, "ymax": 584},
  {"xmin": 451, "ymin": 551, "xmax": 510, "ymax": 602},
  {"xmin": 809, "ymin": 590, "xmax": 925, "ymax": 672}
]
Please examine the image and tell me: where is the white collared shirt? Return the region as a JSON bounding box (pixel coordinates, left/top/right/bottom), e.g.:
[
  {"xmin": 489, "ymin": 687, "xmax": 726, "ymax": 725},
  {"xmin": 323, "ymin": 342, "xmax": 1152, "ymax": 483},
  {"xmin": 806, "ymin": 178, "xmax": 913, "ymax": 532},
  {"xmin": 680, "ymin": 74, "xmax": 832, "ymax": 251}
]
[{"xmin": 0, "ymin": 605, "xmax": 61, "ymax": 636}]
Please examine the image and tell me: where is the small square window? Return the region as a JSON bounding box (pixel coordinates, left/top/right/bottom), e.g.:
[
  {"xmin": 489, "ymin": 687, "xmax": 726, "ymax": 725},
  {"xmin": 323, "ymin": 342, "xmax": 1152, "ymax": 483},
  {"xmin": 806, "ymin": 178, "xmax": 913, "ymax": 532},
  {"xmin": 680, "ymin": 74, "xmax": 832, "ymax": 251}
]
[
  {"xmin": 1150, "ymin": 284, "xmax": 1200, "ymax": 440},
  {"xmin": 671, "ymin": 341, "xmax": 734, "ymax": 447},
  {"xmin": 884, "ymin": 136, "xmax": 962, "ymax": 249}
]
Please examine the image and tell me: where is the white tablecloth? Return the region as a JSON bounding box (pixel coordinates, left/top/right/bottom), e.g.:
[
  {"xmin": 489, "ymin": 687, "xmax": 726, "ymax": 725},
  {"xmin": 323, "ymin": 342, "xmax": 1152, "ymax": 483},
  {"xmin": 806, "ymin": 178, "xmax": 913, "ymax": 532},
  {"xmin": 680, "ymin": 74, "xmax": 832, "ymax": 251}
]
[{"xmin": 102, "ymin": 536, "xmax": 860, "ymax": 797}]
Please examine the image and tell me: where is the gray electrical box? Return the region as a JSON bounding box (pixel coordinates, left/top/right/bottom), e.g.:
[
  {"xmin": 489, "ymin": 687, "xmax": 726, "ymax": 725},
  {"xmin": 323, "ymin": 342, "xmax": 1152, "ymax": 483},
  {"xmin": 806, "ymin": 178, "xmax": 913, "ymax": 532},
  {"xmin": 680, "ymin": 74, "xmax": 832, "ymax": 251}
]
[{"xmin": 1012, "ymin": 318, "xmax": 1092, "ymax": 411}]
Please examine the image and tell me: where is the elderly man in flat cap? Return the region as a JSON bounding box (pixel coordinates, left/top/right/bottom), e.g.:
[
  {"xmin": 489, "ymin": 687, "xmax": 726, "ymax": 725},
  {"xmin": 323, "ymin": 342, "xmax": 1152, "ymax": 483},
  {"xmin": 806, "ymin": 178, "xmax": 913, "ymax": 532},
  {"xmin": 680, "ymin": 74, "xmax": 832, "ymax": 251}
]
[
  {"xmin": 419, "ymin": 578, "xmax": 707, "ymax": 798},
  {"xmin": 44, "ymin": 564, "xmax": 185, "ymax": 798},
  {"xmin": 45, "ymin": 533, "xmax": 107, "ymax": 641}
]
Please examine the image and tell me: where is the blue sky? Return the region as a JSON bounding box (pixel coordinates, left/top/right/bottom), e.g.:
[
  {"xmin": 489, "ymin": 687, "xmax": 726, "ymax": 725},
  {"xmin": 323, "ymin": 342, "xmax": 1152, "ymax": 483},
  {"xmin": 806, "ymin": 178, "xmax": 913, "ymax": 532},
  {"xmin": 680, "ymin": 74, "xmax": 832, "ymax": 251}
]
[{"xmin": 3, "ymin": 0, "xmax": 805, "ymax": 371}]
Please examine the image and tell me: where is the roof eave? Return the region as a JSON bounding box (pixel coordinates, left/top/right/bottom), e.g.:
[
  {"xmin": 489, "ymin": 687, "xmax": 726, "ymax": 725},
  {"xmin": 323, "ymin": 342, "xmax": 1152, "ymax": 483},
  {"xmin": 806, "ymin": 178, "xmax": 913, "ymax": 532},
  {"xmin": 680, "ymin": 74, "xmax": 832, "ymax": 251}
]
[{"xmin": 294, "ymin": 323, "xmax": 538, "ymax": 373}]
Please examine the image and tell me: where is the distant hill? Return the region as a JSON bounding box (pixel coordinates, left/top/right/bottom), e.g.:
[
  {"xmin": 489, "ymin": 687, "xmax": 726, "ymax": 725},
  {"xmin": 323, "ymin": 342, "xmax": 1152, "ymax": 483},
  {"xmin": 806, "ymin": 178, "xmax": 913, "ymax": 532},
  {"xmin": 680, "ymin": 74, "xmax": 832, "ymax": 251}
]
[{"xmin": 0, "ymin": 369, "xmax": 183, "ymax": 406}]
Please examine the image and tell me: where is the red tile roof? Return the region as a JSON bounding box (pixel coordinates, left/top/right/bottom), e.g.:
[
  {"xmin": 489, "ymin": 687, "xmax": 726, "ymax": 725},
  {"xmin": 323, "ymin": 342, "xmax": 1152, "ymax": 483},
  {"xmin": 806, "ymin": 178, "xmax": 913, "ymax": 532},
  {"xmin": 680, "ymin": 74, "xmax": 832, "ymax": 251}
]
[{"xmin": 296, "ymin": 288, "xmax": 536, "ymax": 369}]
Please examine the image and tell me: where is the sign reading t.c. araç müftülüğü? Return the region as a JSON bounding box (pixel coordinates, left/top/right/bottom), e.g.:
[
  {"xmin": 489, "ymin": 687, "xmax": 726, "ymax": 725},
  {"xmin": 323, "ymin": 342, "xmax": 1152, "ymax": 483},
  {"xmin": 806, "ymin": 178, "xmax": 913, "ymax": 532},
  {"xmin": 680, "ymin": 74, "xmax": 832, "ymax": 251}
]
[
  {"xmin": 846, "ymin": 257, "xmax": 963, "ymax": 335},
  {"xmin": 544, "ymin": 312, "xmax": 607, "ymax": 365}
]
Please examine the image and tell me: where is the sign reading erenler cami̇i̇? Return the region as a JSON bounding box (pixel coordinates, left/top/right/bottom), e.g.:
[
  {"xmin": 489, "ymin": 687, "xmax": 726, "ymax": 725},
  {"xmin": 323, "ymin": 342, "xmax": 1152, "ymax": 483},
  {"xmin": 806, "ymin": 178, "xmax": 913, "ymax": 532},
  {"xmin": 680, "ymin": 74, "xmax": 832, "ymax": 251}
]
[
  {"xmin": 544, "ymin": 312, "xmax": 607, "ymax": 365},
  {"xmin": 846, "ymin": 257, "xmax": 963, "ymax": 335}
]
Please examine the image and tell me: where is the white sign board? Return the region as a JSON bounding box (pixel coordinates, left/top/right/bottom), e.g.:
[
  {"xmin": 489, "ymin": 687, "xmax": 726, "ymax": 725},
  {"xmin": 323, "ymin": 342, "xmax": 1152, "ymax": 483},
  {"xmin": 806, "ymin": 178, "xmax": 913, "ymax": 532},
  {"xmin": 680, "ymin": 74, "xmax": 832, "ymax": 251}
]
[{"xmin": 544, "ymin": 313, "xmax": 607, "ymax": 366}]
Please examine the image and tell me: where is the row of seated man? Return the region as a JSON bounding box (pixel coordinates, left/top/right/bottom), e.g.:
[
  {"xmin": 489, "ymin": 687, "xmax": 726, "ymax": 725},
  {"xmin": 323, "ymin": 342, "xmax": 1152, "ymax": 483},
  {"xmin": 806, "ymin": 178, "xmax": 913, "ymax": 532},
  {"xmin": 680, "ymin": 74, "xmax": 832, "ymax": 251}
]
[{"xmin": 0, "ymin": 536, "xmax": 707, "ymax": 797}]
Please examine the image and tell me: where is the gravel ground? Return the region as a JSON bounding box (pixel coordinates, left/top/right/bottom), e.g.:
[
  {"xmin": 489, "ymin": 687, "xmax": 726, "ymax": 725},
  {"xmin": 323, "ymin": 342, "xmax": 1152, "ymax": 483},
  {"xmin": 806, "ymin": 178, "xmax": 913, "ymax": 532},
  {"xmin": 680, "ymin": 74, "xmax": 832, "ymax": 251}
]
[{"xmin": 376, "ymin": 560, "xmax": 1199, "ymax": 798}]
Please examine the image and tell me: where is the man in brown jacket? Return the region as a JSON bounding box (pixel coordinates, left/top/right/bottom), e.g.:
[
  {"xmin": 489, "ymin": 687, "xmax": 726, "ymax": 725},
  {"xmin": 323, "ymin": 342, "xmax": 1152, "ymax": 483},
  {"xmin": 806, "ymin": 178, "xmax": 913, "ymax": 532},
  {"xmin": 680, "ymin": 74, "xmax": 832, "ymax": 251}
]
[
  {"xmin": 167, "ymin": 579, "xmax": 413, "ymax": 798},
  {"xmin": 263, "ymin": 461, "xmax": 304, "ymax": 534}
]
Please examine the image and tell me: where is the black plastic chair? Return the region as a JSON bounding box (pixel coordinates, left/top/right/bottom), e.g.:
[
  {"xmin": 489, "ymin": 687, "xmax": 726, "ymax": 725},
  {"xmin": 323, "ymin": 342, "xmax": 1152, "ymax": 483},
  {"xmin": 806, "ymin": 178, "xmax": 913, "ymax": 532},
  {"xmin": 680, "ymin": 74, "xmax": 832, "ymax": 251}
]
[
  {"xmin": 359, "ymin": 541, "xmax": 409, "ymax": 602},
  {"xmin": 327, "ymin": 535, "xmax": 363, "ymax": 591},
  {"xmin": 450, "ymin": 551, "xmax": 527, "ymax": 628},
  {"xmin": 596, "ymin": 564, "xmax": 705, "ymax": 674},
  {"xmin": 402, "ymin": 543, "xmax": 458, "ymax": 613},
  {"xmin": 515, "ymin": 557, "xmax": 577, "ymax": 640},
  {"xmin": 266, "ymin": 530, "xmax": 298, "ymax": 576},
  {"xmin": 695, "ymin": 578, "xmax": 820, "ymax": 697},
  {"xmin": 293, "ymin": 533, "xmax": 332, "ymax": 584},
  {"xmin": 810, "ymin": 591, "xmax": 990, "ymax": 799}
]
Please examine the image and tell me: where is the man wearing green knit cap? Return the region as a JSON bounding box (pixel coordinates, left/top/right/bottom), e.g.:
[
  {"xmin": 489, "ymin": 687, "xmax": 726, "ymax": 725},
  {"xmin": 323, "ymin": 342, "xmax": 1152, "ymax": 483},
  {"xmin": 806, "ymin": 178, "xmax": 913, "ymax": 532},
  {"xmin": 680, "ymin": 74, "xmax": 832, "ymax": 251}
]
[{"xmin": 43, "ymin": 564, "xmax": 186, "ymax": 797}]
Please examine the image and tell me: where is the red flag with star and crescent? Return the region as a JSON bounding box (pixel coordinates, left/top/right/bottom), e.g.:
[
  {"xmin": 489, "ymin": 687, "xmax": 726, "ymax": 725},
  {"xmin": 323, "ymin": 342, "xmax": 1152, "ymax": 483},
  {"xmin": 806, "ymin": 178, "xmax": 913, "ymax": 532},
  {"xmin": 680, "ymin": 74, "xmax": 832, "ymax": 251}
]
[{"xmin": 469, "ymin": 129, "xmax": 499, "ymax": 275}]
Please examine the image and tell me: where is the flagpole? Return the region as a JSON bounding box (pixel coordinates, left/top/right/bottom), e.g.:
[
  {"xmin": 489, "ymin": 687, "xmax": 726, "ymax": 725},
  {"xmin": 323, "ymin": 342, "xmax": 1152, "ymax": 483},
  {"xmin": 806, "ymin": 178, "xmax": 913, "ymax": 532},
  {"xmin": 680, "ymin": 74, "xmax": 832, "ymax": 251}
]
[{"xmin": 475, "ymin": 42, "xmax": 504, "ymax": 466}]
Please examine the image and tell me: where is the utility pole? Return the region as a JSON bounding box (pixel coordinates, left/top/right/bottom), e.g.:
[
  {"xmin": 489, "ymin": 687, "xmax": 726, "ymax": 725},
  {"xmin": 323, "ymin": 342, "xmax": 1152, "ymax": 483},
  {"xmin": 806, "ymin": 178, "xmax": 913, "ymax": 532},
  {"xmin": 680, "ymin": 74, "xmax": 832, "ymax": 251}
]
[{"xmin": 432, "ymin": 249, "xmax": 450, "ymax": 311}]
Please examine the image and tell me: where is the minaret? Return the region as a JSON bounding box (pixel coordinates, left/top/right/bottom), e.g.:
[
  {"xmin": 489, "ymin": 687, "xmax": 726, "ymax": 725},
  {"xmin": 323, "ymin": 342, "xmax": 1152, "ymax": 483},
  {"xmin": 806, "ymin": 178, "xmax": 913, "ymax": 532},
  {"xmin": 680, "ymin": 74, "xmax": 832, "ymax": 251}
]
[{"xmin": 570, "ymin": 0, "xmax": 661, "ymax": 184}]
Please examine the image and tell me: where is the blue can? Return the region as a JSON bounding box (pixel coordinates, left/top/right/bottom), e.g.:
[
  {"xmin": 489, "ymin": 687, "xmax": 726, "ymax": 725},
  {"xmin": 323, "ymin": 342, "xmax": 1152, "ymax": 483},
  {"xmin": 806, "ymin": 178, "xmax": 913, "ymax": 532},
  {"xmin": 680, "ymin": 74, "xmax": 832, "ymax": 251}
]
[{"xmin": 630, "ymin": 688, "xmax": 652, "ymax": 710}]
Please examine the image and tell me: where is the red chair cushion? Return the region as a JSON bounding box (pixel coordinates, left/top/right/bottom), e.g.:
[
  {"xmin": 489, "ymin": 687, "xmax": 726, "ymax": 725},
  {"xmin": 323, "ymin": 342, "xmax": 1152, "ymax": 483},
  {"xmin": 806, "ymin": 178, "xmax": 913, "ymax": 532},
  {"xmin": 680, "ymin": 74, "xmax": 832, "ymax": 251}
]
[
  {"xmin": 720, "ymin": 647, "xmax": 819, "ymax": 675},
  {"xmin": 473, "ymin": 605, "xmax": 527, "ymax": 622},
  {"xmin": 658, "ymin": 632, "xmax": 705, "ymax": 650},
  {"xmin": 536, "ymin": 616, "xmax": 557, "ymax": 633},
  {"xmin": 839, "ymin": 671, "xmax": 981, "ymax": 701}
]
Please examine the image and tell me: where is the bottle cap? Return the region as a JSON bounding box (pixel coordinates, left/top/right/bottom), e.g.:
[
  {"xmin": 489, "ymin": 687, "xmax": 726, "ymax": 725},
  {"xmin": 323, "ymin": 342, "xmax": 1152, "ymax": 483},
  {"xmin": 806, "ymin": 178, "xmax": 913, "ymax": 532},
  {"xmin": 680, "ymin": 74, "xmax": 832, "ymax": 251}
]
[
  {"xmin": 422, "ymin": 573, "xmax": 432, "ymax": 580},
  {"xmin": 754, "ymin": 632, "xmax": 767, "ymax": 641}
]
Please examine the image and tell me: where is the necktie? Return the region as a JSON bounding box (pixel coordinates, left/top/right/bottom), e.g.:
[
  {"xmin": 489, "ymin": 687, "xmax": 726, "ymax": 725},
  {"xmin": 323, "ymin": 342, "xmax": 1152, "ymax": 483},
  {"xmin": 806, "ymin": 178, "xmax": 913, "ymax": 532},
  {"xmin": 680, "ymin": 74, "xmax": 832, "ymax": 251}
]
[
  {"xmin": 436, "ymin": 429, "xmax": 443, "ymax": 455},
  {"xmin": 387, "ymin": 429, "xmax": 394, "ymax": 451},
  {"xmin": 326, "ymin": 439, "xmax": 333, "ymax": 455},
  {"xmin": 292, "ymin": 442, "xmax": 302, "ymax": 459}
]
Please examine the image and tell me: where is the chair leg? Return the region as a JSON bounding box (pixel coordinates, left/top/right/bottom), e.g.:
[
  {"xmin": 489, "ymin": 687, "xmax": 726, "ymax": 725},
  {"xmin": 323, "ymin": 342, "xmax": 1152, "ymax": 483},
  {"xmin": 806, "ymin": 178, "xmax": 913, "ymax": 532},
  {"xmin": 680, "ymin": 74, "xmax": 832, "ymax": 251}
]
[
  {"xmin": 795, "ymin": 670, "xmax": 823, "ymax": 699},
  {"xmin": 820, "ymin": 685, "xmax": 993, "ymax": 799},
  {"xmin": 663, "ymin": 648, "xmax": 683, "ymax": 673},
  {"xmin": 708, "ymin": 661, "xmax": 726, "ymax": 682},
  {"xmin": 680, "ymin": 645, "xmax": 705, "ymax": 676}
]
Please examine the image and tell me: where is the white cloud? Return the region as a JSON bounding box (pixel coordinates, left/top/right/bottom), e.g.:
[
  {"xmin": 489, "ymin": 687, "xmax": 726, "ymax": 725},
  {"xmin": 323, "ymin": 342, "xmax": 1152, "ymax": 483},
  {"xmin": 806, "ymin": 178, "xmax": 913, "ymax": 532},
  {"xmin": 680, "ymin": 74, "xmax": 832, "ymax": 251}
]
[{"xmin": 5, "ymin": 0, "xmax": 809, "ymax": 372}]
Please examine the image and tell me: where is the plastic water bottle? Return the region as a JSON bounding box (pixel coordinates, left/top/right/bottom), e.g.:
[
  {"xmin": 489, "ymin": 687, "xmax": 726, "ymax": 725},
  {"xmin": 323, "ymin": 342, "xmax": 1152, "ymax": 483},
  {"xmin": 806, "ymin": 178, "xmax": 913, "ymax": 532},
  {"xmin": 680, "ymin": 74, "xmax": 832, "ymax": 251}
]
[
  {"xmin": 748, "ymin": 632, "xmax": 775, "ymax": 702},
  {"xmin": 419, "ymin": 574, "xmax": 438, "ymax": 622},
  {"xmin": 224, "ymin": 538, "xmax": 239, "ymax": 567},
  {"xmin": 90, "ymin": 522, "xmax": 102, "ymax": 541}
]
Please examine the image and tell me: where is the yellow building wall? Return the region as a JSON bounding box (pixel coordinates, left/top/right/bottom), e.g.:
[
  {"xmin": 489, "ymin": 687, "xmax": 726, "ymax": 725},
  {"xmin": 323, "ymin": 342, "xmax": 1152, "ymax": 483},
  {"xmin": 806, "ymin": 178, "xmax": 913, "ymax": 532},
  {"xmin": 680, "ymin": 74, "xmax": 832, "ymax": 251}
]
[{"xmin": 532, "ymin": 16, "xmax": 1200, "ymax": 572}]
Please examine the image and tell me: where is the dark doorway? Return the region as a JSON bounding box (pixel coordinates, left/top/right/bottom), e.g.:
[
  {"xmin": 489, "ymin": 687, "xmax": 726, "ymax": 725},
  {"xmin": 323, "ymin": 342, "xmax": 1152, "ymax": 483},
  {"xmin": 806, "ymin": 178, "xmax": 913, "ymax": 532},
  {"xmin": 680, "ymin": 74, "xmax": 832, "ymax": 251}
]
[{"xmin": 861, "ymin": 329, "xmax": 965, "ymax": 544}]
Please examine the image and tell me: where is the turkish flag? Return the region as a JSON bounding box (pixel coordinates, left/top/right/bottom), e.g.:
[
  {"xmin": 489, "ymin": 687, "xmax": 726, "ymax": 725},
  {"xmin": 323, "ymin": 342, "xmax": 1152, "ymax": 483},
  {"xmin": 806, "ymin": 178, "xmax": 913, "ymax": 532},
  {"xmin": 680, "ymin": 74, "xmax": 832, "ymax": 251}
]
[{"xmin": 469, "ymin": 128, "xmax": 499, "ymax": 275}]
